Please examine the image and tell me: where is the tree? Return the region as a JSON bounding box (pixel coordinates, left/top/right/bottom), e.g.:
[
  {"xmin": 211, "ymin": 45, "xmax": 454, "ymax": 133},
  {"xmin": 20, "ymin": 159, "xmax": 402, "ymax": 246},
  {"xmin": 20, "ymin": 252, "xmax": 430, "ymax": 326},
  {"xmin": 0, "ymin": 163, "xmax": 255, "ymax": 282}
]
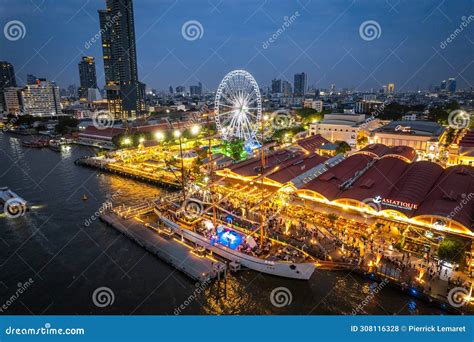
[
  {"xmin": 221, "ymin": 138, "xmax": 246, "ymax": 161},
  {"xmin": 272, "ymin": 126, "xmax": 305, "ymax": 142},
  {"xmin": 437, "ymin": 238, "xmax": 466, "ymax": 264},
  {"xmin": 296, "ymin": 108, "xmax": 324, "ymax": 124},
  {"xmin": 357, "ymin": 136, "xmax": 368, "ymax": 146},
  {"xmin": 327, "ymin": 213, "xmax": 339, "ymax": 225},
  {"xmin": 335, "ymin": 141, "xmax": 351, "ymax": 154},
  {"xmin": 55, "ymin": 116, "xmax": 79, "ymax": 134}
]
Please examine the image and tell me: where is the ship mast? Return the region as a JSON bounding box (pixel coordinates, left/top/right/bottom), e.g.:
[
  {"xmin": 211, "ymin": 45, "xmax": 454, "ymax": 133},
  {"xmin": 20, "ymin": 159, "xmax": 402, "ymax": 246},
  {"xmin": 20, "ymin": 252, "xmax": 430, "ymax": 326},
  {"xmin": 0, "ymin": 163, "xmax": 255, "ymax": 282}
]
[
  {"xmin": 207, "ymin": 110, "xmax": 218, "ymax": 228},
  {"xmin": 259, "ymin": 115, "xmax": 266, "ymax": 248}
]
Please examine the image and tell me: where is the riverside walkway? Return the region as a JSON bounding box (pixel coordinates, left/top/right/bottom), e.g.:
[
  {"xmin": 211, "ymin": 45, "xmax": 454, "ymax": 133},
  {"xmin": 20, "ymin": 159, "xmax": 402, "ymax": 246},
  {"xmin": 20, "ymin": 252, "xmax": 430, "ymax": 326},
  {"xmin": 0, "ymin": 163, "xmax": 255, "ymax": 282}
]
[{"xmin": 100, "ymin": 211, "xmax": 226, "ymax": 282}]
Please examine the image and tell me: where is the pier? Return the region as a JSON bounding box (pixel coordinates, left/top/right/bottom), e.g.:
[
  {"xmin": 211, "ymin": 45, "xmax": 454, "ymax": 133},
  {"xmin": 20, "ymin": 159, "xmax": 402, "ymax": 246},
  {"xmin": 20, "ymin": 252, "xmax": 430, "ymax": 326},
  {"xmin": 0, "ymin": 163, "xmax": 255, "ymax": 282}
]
[
  {"xmin": 100, "ymin": 211, "xmax": 226, "ymax": 282},
  {"xmin": 75, "ymin": 157, "xmax": 181, "ymax": 189}
]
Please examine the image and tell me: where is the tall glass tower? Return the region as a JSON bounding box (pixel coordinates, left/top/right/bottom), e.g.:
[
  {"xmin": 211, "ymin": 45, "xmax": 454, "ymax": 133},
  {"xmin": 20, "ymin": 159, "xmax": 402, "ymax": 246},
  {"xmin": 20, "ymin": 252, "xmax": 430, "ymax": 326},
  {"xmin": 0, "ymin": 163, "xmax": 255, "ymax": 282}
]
[{"xmin": 98, "ymin": 0, "xmax": 145, "ymax": 119}]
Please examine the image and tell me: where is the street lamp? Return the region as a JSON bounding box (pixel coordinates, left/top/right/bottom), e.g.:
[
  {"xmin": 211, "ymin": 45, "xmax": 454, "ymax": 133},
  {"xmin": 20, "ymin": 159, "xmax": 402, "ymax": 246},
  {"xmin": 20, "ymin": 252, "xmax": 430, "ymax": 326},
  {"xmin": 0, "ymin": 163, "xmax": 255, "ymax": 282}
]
[
  {"xmin": 122, "ymin": 137, "xmax": 131, "ymax": 146},
  {"xmin": 191, "ymin": 124, "xmax": 200, "ymax": 136},
  {"xmin": 174, "ymin": 128, "xmax": 186, "ymax": 202},
  {"xmin": 155, "ymin": 131, "xmax": 164, "ymax": 141},
  {"xmin": 139, "ymin": 137, "xmax": 145, "ymax": 143}
]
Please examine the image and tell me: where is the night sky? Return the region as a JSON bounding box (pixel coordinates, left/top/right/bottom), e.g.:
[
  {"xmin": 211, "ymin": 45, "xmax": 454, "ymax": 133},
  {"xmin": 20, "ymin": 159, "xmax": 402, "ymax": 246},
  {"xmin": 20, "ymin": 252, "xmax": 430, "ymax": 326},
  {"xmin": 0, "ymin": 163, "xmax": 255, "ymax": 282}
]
[{"xmin": 1, "ymin": 0, "xmax": 473, "ymax": 92}]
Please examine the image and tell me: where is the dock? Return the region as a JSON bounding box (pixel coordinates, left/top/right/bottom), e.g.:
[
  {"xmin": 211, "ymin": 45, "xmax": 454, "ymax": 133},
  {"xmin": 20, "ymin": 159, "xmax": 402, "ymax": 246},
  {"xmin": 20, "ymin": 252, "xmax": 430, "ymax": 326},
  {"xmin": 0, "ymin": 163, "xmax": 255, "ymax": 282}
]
[
  {"xmin": 75, "ymin": 157, "xmax": 181, "ymax": 189},
  {"xmin": 100, "ymin": 212, "xmax": 226, "ymax": 282}
]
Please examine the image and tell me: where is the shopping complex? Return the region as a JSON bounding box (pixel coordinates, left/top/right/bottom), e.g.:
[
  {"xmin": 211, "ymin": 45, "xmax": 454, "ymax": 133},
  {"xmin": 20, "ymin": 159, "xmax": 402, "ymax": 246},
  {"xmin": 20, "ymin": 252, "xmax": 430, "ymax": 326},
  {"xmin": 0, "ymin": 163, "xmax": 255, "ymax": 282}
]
[{"xmin": 216, "ymin": 134, "xmax": 474, "ymax": 254}]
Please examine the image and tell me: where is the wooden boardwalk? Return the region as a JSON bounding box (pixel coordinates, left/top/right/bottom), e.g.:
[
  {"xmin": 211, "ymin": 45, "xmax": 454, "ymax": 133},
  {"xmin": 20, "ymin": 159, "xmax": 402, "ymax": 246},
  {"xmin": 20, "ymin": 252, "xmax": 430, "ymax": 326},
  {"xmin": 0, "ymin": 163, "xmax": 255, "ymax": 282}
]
[{"xmin": 100, "ymin": 212, "xmax": 226, "ymax": 282}]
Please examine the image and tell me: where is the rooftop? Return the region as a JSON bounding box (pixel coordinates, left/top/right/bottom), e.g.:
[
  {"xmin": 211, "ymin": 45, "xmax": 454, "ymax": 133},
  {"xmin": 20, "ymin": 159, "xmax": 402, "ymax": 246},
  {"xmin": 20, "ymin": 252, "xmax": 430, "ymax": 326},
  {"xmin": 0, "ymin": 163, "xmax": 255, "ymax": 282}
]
[{"xmin": 374, "ymin": 120, "xmax": 445, "ymax": 137}]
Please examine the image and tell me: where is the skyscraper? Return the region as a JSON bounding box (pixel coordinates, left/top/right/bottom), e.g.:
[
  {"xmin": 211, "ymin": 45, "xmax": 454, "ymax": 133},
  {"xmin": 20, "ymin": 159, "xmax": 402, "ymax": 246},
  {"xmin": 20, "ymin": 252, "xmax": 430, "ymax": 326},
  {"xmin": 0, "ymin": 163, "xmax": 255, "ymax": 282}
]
[
  {"xmin": 271, "ymin": 79, "xmax": 282, "ymax": 93},
  {"xmin": 447, "ymin": 78, "xmax": 457, "ymax": 93},
  {"xmin": 78, "ymin": 56, "xmax": 98, "ymax": 99},
  {"xmin": 190, "ymin": 82, "xmax": 202, "ymax": 96},
  {"xmin": 294, "ymin": 72, "xmax": 307, "ymax": 96},
  {"xmin": 387, "ymin": 83, "xmax": 395, "ymax": 94},
  {"xmin": 98, "ymin": 0, "xmax": 145, "ymax": 119},
  {"xmin": 281, "ymin": 80, "xmax": 292, "ymax": 96},
  {"xmin": 0, "ymin": 61, "xmax": 17, "ymax": 89}
]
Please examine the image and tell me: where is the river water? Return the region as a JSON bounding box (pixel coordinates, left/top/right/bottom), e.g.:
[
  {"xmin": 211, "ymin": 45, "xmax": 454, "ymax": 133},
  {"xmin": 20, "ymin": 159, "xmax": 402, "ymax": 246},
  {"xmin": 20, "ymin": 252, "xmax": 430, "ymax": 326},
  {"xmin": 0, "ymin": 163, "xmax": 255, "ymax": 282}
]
[{"xmin": 0, "ymin": 133, "xmax": 446, "ymax": 315}]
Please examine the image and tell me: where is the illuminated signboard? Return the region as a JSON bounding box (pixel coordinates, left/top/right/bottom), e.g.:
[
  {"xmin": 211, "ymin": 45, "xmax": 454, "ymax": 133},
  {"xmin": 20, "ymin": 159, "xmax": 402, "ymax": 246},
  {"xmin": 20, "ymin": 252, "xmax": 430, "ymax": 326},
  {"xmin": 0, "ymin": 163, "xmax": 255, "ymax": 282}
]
[{"xmin": 374, "ymin": 195, "xmax": 418, "ymax": 211}]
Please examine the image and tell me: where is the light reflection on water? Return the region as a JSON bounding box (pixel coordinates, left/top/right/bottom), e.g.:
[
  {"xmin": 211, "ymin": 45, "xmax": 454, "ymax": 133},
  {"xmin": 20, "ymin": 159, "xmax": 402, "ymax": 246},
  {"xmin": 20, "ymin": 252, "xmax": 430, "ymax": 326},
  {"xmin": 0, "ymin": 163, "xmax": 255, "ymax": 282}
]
[{"xmin": 0, "ymin": 133, "xmax": 448, "ymax": 315}]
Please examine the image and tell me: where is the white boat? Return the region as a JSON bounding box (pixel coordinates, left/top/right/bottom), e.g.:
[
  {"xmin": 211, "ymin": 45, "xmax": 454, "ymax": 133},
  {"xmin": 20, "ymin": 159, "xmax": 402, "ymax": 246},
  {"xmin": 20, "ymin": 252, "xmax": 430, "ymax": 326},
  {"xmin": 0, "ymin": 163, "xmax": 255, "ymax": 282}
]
[
  {"xmin": 0, "ymin": 187, "xmax": 28, "ymax": 214},
  {"xmin": 156, "ymin": 212, "xmax": 316, "ymax": 280}
]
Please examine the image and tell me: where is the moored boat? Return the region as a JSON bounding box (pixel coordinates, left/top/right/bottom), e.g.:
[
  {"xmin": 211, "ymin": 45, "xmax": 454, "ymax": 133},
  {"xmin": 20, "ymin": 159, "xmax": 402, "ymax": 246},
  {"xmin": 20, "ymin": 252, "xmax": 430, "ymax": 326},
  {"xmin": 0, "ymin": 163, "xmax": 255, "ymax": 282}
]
[
  {"xmin": 154, "ymin": 206, "xmax": 316, "ymax": 280},
  {"xmin": 22, "ymin": 139, "xmax": 49, "ymax": 148}
]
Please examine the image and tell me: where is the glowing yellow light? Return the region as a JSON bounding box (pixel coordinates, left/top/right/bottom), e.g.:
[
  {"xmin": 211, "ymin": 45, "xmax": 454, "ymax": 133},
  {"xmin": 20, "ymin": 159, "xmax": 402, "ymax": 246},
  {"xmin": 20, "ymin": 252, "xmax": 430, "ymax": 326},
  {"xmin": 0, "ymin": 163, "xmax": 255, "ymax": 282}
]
[
  {"xmin": 122, "ymin": 137, "xmax": 131, "ymax": 145},
  {"xmin": 174, "ymin": 130, "xmax": 182, "ymax": 138},
  {"xmin": 139, "ymin": 137, "xmax": 145, "ymax": 143},
  {"xmin": 191, "ymin": 125, "xmax": 200, "ymax": 135},
  {"xmin": 155, "ymin": 131, "xmax": 164, "ymax": 140}
]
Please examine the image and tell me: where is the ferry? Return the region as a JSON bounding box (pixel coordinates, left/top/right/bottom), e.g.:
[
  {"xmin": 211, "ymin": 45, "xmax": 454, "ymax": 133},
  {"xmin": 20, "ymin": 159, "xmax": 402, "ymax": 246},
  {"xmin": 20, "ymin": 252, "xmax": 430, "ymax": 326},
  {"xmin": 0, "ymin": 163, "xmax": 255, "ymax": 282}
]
[{"xmin": 154, "ymin": 201, "xmax": 316, "ymax": 280}]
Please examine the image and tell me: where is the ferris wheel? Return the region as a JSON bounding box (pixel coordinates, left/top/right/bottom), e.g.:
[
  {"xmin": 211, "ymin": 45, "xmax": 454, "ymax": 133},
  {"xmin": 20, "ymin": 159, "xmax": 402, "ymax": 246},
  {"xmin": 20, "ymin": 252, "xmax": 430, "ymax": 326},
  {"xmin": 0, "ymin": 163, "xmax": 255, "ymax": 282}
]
[{"xmin": 214, "ymin": 70, "xmax": 262, "ymax": 145}]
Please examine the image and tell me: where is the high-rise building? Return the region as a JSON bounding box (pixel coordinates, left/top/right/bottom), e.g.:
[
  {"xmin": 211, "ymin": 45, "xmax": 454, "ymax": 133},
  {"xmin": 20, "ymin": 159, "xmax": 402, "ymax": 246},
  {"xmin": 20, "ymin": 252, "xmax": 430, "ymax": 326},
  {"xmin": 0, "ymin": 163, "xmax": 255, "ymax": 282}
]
[
  {"xmin": 294, "ymin": 72, "xmax": 307, "ymax": 96},
  {"xmin": 281, "ymin": 80, "xmax": 292, "ymax": 96},
  {"xmin": 190, "ymin": 82, "xmax": 202, "ymax": 96},
  {"xmin": 169, "ymin": 86, "xmax": 173, "ymax": 94},
  {"xmin": 387, "ymin": 83, "xmax": 395, "ymax": 94},
  {"xmin": 67, "ymin": 85, "xmax": 78, "ymax": 98},
  {"xmin": 2, "ymin": 87, "xmax": 22, "ymax": 114},
  {"xmin": 21, "ymin": 79, "xmax": 61, "ymax": 116},
  {"xmin": 78, "ymin": 56, "xmax": 98, "ymax": 99},
  {"xmin": 447, "ymin": 78, "xmax": 456, "ymax": 93},
  {"xmin": 0, "ymin": 62, "xmax": 17, "ymax": 89},
  {"xmin": 175, "ymin": 86, "xmax": 185, "ymax": 95},
  {"xmin": 99, "ymin": 0, "xmax": 145, "ymax": 119},
  {"xmin": 271, "ymin": 79, "xmax": 282, "ymax": 93}
]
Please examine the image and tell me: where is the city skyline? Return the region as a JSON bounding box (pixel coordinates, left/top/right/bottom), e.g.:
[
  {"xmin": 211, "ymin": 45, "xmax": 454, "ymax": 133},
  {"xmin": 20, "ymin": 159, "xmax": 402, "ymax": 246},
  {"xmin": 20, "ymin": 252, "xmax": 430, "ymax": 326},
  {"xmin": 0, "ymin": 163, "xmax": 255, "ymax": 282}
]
[{"xmin": 1, "ymin": 0, "xmax": 473, "ymax": 92}]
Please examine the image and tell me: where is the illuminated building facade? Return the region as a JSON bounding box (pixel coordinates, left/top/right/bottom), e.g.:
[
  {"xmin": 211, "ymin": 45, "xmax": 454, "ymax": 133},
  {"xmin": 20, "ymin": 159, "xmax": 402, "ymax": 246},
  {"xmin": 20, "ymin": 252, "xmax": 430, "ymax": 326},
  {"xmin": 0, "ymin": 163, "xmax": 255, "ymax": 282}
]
[
  {"xmin": 78, "ymin": 56, "xmax": 98, "ymax": 100},
  {"xmin": 21, "ymin": 79, "xmax": 61, "ymax": 116},
  {"xmin": 98, "ymin": 0, "xmax": 146, "ymax": 120}
]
